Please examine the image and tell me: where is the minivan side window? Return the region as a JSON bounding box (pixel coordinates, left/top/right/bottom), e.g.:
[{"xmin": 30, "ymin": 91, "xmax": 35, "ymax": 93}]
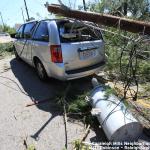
[
  {"xmin": 24, "ymin": 22, "xmax": 37, "ymax": 35},
  {"xmin": 16, "ymin": 25, "xmax": 24, "ymax": 39},
  {"xmin": 33, "ymin": 22, "xmax": 49, "ymax": 41}
]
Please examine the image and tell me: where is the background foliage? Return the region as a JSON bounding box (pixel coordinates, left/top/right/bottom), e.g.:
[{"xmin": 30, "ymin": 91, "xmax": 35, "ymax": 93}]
[{"xmin": 0, "ymin": 25, "xmax": 16, "ymax": 34}]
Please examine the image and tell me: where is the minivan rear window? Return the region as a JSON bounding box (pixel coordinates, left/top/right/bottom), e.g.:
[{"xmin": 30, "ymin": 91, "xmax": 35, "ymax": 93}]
[{"xmin": 57, "ymin": 20, "xmax": 102, "ymax": 43}]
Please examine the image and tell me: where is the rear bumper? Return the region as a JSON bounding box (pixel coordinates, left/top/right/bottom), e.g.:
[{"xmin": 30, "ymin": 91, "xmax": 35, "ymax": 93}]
[
  {"xmin": 65, "ymin": 63, "xmax": 105, "ymax": 80},
  {"xmin": 45, "ymin": 61, "xmax": 105, "ymax": 81},
  {"xmin": 65, "ymin": 61, "xmax": 105, "ymax": 75}
]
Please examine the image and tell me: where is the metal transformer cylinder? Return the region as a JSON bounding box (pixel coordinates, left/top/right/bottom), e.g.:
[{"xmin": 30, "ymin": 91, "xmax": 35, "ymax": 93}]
[{"xmin": 90, "ymin": 78, "xmax": 143, "ymax": 141}]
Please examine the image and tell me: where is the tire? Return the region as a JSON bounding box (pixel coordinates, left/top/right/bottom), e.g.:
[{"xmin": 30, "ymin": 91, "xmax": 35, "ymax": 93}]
[{"xmin": 35, "ymin": 59, "xmax": 48, "ymax": 81}]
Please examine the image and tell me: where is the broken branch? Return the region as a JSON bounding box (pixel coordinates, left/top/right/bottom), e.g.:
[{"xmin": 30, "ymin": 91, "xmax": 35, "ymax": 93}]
[{"xmin": 26, "ymin": 98, "xmax": 50, "ymax": 107}]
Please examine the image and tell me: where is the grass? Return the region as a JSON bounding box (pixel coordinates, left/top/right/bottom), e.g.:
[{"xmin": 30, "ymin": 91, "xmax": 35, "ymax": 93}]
[
  {"xmin": 0, "ymin": 43, "xmax": 14, "ymax": 58},
  {"xmin": 54, "ymin": 79, "xmax": 95, "ymax": 127},
  {"xmin": 73, "ymin": 139, "xmax": 90, "ymax": 150},
  {"xmin": 67, "ymin": 92, "xmax": 90, "ymax": 113},
  {"xmin": 27, "ymin": 145, "xmax": 36, "ymax": 150},
  {"xmin": 56, "ymin": 87, "xmax": 91, "ymax": 114}
]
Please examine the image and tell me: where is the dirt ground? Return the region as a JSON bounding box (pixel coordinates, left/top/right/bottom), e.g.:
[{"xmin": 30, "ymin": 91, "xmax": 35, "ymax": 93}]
[{"xmin": 0, "ymin": 56, "xmax": 106, "ymax": 150}]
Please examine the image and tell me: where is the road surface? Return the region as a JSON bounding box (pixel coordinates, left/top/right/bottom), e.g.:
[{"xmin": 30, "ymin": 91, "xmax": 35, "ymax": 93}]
[{"xmin": 0, "ymin": 56, "xmax": 105, "ymax": 150}]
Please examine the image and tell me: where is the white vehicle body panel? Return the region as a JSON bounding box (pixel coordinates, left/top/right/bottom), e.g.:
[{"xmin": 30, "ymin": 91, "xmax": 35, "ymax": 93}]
[{"xmin": 14, "ymin": 19, "xmax": 106, "ymax": 80}]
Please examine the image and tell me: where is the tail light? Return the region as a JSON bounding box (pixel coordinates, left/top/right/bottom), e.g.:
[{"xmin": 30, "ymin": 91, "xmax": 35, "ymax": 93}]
[{"xmin": 50, "ymin": 45, "xmax": 63, "ymax": 63}]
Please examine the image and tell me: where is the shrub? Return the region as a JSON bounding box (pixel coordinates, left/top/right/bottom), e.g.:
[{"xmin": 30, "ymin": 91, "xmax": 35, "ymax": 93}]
[{"xmin": 0, "ymin": 43, "xmax": 14, "ymax": 56}]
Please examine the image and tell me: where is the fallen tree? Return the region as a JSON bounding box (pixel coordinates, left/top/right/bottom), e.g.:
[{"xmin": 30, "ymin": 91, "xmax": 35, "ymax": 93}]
[{"xmin": 46, "ymin": 4, "xmax": 150, "ymax": 35}]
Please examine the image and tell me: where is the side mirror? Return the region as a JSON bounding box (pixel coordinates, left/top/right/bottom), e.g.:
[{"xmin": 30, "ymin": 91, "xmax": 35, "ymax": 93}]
[
  {"xmin": 41, "ymin": 34, "xmax": 49, "ymax": 41},
  {"xmin": 24, "ymin": 32, "xmax": 31, "ymax": 39}
]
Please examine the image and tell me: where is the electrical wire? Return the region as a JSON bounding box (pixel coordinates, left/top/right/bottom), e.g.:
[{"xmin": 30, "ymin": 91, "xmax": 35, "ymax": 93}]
[
  {"xmin": 72, "ymin": 20, "xmax": 150, "ymax": 124},
  {"xmin": 0, "ymin": 75, "xmax": 34, "ymax": 101},
  {"xmin": 101, "ymin": 98, "xmax": 124, "ymax": 126},
  {"xmin": 0, "ymin": 76, "xmax": 28, "ymax": 96}
]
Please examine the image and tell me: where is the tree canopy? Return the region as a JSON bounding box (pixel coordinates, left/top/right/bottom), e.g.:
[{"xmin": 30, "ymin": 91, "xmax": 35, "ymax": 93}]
[
  {"xmin": 0, "ymin": 25, "xmax": 16, "ymax": 34},
  {"xmin": 80, "ymin": 0, "xmax": 150, "ymax": 20}
]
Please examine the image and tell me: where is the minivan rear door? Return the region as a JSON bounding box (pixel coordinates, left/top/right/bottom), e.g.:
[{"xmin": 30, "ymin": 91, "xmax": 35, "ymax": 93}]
[{"xmin": 57, "ymin": 20, "xmax": 105, "ymax": 71}]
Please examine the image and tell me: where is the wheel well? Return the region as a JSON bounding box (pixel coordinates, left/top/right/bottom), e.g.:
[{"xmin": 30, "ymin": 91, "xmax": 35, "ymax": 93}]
[
  {"xmin": 33, "ymin": 56, "xmax": 40, "ymax": 67},
  {"xmin": 33, "ymin": 56, "xmax": 48, "ymax": 76}
]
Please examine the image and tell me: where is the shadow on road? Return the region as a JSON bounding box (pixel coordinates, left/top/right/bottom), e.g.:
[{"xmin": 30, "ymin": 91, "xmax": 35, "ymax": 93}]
[
  {"xmin": 10, "ymin": 59, "xmax": 65, "ymax": 110},
  {"xmin": 10, "ymin": 58, "xmax": 106, "ymax": 142}
]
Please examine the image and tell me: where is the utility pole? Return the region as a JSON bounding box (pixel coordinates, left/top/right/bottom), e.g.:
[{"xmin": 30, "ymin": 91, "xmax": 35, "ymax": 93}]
[
  {"xmin": 83, "ymin": 0, "xmax": 86, "ymax": 11},
  {"xmin": 23, "ymin": 0, "xmax": 30, "ymax": 21},
  {"xmin": 0, "ymin": 12, "xmax": 5, "ymax": 29},
  {"xmin": 21, "ymin": 8, "xmax": 25, "ymax": 23},
  {"xmin": 47, "ymin": 4, "xmax": 150, "ymax": 35}
]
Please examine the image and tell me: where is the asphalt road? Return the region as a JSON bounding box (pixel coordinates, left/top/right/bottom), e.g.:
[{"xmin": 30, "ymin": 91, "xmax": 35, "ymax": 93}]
[
  {"xmin": 0, "ymin": 36, "xmax": 15, "ymax": 43},
  {"xmin": 0, "ymin": 56, "xmax": 105, "ymax": 150}
]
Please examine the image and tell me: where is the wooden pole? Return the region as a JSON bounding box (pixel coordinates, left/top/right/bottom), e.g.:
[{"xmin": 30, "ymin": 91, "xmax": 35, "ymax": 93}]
[
  {"xmin": 46, "ymin": 4, "xmax": 150, "ymax": 35},
  {"xmin": 83, "ymin": 0, "xmax": 86, "ymax": 11},
  {"xmin": 23, "ymin": 0, "xmax": 30, "ymax": 21}
]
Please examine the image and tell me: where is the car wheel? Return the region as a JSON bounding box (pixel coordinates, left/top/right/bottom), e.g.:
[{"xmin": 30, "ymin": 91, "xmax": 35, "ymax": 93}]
[{"xmin": 35, "ymin": 60, "xmax": 48, "ymax": 81}]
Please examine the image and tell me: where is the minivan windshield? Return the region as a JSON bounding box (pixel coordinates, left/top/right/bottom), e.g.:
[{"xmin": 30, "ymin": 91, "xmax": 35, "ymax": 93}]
[{"xmin": 57, "ymin": 20, "xmax": 102, "ymax": 43}]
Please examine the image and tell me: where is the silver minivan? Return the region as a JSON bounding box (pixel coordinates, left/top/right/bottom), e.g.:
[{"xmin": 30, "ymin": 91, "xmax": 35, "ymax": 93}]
[{"xmin": 14, "ymin": 19, "xmax": 105, "ymax": 81}]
